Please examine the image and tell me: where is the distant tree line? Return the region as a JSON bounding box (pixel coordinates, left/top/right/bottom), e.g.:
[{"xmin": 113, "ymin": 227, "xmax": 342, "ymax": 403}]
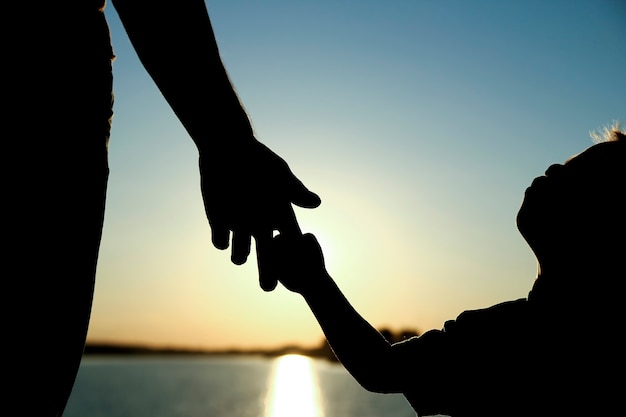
[
  {"xmin": 313, "ymin": 327, "xmax": 421, "ymax": 362},
  {"xmin": 83, "ymin": 327, "xmax": 420, "ymax": 361}
]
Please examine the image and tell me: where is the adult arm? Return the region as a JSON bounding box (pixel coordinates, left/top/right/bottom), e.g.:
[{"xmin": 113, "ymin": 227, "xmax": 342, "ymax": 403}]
[
  {"xmin": 110, "ymin": 0, "xmax": 250, "ymax": 142},
  {"xmin": 110, "ymin": 0, "xmax": 320, "ymax": 289}
]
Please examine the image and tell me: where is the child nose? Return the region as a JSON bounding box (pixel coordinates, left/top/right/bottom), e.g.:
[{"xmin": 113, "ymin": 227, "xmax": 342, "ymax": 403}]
[{"xmin": 544, "ymin": 163, "xmax": 564, "ymax": 177}]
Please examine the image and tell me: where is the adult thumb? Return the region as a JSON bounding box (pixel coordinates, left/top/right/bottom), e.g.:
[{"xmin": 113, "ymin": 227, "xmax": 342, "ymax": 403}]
[{"xmin": 290, "ymin": 181, "xmax": 321, "ymax": 209}]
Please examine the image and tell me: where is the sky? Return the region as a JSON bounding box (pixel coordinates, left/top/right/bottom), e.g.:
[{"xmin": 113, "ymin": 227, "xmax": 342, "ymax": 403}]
[{"xmin": 87, "ymin": 0, "xmax": 626, "ymax": 350}]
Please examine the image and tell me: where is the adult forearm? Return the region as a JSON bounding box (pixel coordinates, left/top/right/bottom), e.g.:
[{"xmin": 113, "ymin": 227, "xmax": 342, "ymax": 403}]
[{"xmin": 111, "ymin": 0, "xmax": 253, "ymax": 150}]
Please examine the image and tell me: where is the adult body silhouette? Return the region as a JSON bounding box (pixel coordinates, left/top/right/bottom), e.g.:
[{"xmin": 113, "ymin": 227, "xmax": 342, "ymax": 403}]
[
  {"xmin": 272, "ymin": 126, "xmax": 624, "ymax": 416},
  {"xmin": 6, "ymin": 1, "xmax": 318, "ymax": 415}
]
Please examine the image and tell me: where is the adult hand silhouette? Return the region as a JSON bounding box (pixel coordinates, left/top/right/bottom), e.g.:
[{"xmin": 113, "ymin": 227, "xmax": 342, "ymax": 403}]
[{"xmin": 199, "ymin": 137, "xmax": 320, "ymax": 291}]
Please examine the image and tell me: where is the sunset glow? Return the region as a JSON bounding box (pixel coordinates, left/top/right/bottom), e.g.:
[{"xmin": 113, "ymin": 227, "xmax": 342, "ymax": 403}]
[
  {"xmin": 265, "ymin": 354, "xmax": 323, "ymax": 417},
  {"xmin": 84, "ymin": 0, "xmax": 625, "ymax": 351}
]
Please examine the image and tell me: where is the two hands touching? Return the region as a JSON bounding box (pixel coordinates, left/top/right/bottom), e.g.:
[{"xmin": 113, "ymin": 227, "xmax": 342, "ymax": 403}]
[
  {"xmin": 201, "ymin": 139, "xmax": 393, "ymax": 390},
  {"xmin": 199, "ymin": 136, "xmax": 322, "ymax": 291}
]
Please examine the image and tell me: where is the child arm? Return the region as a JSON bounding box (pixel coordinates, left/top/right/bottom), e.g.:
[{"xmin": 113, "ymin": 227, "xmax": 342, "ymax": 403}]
[{"xmin": 273, "ymin": 233, "xmax": 406, "ymax": 393}]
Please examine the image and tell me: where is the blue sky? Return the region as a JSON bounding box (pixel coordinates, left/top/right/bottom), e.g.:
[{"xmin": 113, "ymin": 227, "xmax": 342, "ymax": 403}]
[{"xmin": 87, "ymin": 0, "xmax": 626, "ymax": 349}]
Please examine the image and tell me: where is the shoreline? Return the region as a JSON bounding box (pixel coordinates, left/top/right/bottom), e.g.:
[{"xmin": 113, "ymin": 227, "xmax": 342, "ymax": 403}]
[{"xmin": 83, "ymin": 341, "xmax": 338, "ymax": 361}]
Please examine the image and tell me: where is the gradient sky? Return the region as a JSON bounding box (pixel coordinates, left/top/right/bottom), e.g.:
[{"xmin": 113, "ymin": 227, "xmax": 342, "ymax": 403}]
[{"xmin": 87, "ymin": 0, "xmax": 626, "ymax": 350}]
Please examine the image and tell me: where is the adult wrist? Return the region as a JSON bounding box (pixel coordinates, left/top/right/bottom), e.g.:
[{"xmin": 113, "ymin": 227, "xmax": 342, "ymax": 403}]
[{"xmin": 196, "ymin": 125, "xmax": 256, "ymax": 157}]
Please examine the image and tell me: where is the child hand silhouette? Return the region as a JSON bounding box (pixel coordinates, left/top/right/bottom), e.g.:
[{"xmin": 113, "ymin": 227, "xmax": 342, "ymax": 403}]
[{"xmin": 271, "ymin": 232, "xmax": 330, "ymax": 295}]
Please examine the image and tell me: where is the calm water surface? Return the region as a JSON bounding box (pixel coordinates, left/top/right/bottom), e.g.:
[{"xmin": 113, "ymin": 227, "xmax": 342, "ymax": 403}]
[{"xmin": 64, "ymin": 354, "xmax": 417, "ymax": 417}]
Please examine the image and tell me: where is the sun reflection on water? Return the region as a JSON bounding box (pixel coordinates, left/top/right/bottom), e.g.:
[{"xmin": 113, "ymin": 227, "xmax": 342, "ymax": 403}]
[{"xmin": 265, "ymin": 354, "xmax": 324, "ymax": 417}]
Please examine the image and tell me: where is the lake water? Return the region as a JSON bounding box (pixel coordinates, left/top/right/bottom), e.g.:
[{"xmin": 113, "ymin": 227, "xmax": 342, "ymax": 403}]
[{"xmin": 64, "ymin": 354, "xmax": 418, "ymax": 417}]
